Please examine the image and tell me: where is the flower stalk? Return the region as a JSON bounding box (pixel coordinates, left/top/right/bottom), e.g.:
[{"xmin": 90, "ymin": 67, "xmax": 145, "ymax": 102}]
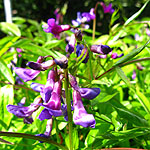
[{"xmin": 64, "ymin": 69, "xmax": 73, "ymax": 150}]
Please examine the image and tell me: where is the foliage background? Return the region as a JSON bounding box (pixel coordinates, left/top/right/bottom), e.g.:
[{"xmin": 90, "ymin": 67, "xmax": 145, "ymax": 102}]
[{"xmin": 0, "ymin": 0, "xmax": 150, "ymax": 150}]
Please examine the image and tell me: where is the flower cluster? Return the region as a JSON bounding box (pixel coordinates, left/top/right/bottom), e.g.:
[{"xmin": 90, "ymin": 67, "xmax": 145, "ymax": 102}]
[
  {"xmin": 7, "ymin": 53, "xmax": 101, "ymax": 138},
  {"xmin": 7, "ymin": 10, "xmax": 117, "ymax": 140}
]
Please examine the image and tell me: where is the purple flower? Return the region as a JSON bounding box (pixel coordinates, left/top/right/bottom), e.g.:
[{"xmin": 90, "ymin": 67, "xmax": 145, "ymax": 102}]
[
  {"xmin": 76, "ymin": 44, "xmax": 89, "ymax": 63},
  {"xmin": 43, "ymin": 18, "xmax": 71, "ymax": 39},
  {"xmin": 66, "ymin": 34, "xmax": 76, "ymax": 54},
  {"xmin": 54, "ymin": 8, "xmax": 61, "ymax": 24},
  {"xmin": 73, "ymin": 90, "xmax": 96, "ymax": 128},
  {"xmin": 14, "ymin": 67, "xmax": 40, "ymax": 82},
  {"xmin": 54, "ymin": 57, "xmax": 68, "ymax": 69},
  {"xmin": 72, "ymin": 12, "xmax": 82, "ymax": 26},
  {"xmin": 30, "ymin": 83, "xmax": 45, "ymax": 92},
  {"xmin": 132, "ymin": 70, "xmax": 136, "ymax": 80},
  {"xmin": 7, "ymin": 97, "xmax": 42, "ymax": 118},
  {"xmin": 82, "ymin": 8, "xmax": 95, "ymax": 22},
  {"xmin": 27, "ymin": 60, "xmax": 55, "ymax": 71},
  {"xmin": 38, "ymin": 79, "xmax": 62, "ymax": 121},
  {"xmin": 79, "ymin": 88, "xmax": 100, "ymax": 100},
  {"xmin": 100, "ymin": 2, "xmax": 114, "ymax": 14},
  {"xmin": 111, "ymin": 53, "xmax": 124, "ymax": 59},
  {"xmin": 91, "ymin": 44, "xmax": 112, "ymax": 55},
  {"xmin": 136, "ymin": 63, "xmax": 145, "ymax": 71},
  {"xmin": 146, "ymin": 28, "xmax": 150, "ymax": 36},
  {"xmin": 61, "ymin": 103, "xmax": 74, "ymax": 121},
  {"xmin": 99, "ymin": 55, "xmax": 107, "ymax": 59},
  {"xmin": 69, "ymin": 74, "xmax": 79, "ymax": 90},
  {"xmin": 24, "ymin": 117, "xmax": 34, "ymax": 124}
]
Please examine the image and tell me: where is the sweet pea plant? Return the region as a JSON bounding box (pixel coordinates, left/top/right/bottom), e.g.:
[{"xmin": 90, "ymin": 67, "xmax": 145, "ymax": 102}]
[{"xmin": 0, "ymin": 1, "xmax": 150, "ymax": 150}]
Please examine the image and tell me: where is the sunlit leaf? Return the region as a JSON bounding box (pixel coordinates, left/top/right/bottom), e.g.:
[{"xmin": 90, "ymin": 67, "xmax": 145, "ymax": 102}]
[
  {"xmin": 0, "ymin": 22, "xmax": 21, "ymax": 36},
  {"xmin": 0, "ymin": 58, "xmax": 14, "ymax": 84}
]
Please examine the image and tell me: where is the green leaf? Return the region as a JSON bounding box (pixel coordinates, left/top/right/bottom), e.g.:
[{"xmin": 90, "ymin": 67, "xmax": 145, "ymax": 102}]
[
  {"xmin": 0, "ymin": 22, "xmax": 21, "ymax": 36},
  {"xmin": 0, "ymin": 58, "xmax": 14, "ymax": 84},
  {"xmin": 114, "ymin": 40, "xmax": 150, "ymax": 66},
  {"xmin": 99, "ymin": 127, "xmax": 150, "ymax": 140},
  {"xmin": 11, "ymin": 38, "xmax": 31, "ymax": 47},
  {"xmin": 115, "ymin": 66, "xmax": 131, "ymax": 87},
  {"xmin": 18, "ymin": 43, "xmax": 64, "ymax": 58},
  {"xmin": 132, "ymin": 88, "xmax": 150, "ymax": 114},
  {"xmin": 65, "ymin": 128, "xmax": 79, "ymax": 150},
  {"xmin": 0, "ymin": 36, "xmax": 19, "ymax": 56},
  {"xmin": 43, "ymin": 39, "xmax": 65, "ymax": 49},
  {"xmin": 109, "ymin": 100, "xmax": 148, "ymax": 127},
  {"xmin": 0, "ymin": 85, "xmax": 14, "ymax": 128},
  {"xmin": 85, "ymin": 129, "xmax": 99, "ymax": 147},
  {"xmin": 91, "ymin": 92, "xmax": 118, "ymax": 106},
  {"xmin": 124, "ymin": 0, "xmax": 150, "ymax": 26}
]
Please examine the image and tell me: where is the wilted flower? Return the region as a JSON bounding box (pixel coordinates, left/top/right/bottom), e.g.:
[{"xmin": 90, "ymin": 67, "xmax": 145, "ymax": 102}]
[
  {"xmin": 100, "ymin": 2, "xmax": 114, "ymax": 14},
  {"xmin": 43, "ymin": 18, "xmax": 71, "ymax": 39},
  {"xmin": 73, "ymin": 90, "xmax": 96, "ymax": 128}
]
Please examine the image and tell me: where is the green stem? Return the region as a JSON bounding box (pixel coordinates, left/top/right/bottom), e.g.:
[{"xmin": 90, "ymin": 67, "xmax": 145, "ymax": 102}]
[
  {"xmin": 54, "ymin": 118, "xmax": 60, "ymax": 143},
  {"xmin": 64, "ymin": 69, "xmax": 73, "ymax": 150},
  {"xmin": 89, "ymin": 50, "xmax": 94, "ymax": 80},
  {"xmin": 0, "ymin": 131, "xmax": 68, "ymax": 150}
]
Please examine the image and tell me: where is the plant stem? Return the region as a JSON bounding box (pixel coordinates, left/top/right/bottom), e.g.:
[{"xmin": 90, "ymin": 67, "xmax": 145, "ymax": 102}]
[
  {"xmin": 54, "ymin": 118, "xmax": 60, "ymax": 143},
  {"xmin": 0, "ymin": 131, "xmax": 68, "ymax": 150},
  {"xmin": 95, "ymin": 57, "xmax": 150, "ymax": 80},
  {"xmin": 92, "ymin": 2, "xmax": 99, "ymax": 41},
  {"xmin": 64, "ymin": 69, "xmax": 73, "ymax": 150}
]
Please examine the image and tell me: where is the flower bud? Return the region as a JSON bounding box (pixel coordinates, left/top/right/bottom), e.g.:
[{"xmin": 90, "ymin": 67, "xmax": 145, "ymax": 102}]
[
  {"xmin": 54, "ymin": 57, "xmax": 68, "ymax": 69},
  {"xmin": 74, "ymin": 29, "xmax": 82, "ymax": 41}
]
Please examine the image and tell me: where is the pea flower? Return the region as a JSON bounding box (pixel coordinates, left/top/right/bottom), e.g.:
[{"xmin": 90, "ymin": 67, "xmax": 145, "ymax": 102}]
[
  {"xmin": 111, "ymin": 53, "xmax": 124, "ymax": 59},
  {"xmin": 76, "ymin": 44, "xmax": 89, "ymax": 63},
  {"xmin": 14, "ymin": 67, "xmax": 40, "ymax": 82},
  {"xmin": 7, "ymin": 97, "xmax": 42, "ymax": 119},
  {"xmin": 14, "ymin": 56, "xmax": 56, "ymax": 82},
  {"xmin": 69, "ymin": 75, "xmax": 100, "ymax": 100},
  {"xmin": 66, "ymin": 34, "xmax": 76, "ymax": 53},
  {"xmin": 82, "ymin": 8, "xmax": 95, "ymax": 22},
  {"xmin": 73, "ymin": 90, "xmax": 96, "ymax": 128},
  {"xmin": 43, "ymin": 18, "xmax": 71, "ymax": 39},
  {"xmin": 132, "ymin": 70, "xmax": 136, "ymax": 80},
  {"xmin": 91, "ymin": 44, "xmax": 112, "ymax": 55},
  {"xmin": 38, "ymin": 70, "xmax": 62, "ymax": 121},
  {"xmin": 72, "ymin": 12, "xmax": 82, "ymax": 26},
  {"xmin": 100, "ymin": 2, "xmax": 114, "ymax": 14}
]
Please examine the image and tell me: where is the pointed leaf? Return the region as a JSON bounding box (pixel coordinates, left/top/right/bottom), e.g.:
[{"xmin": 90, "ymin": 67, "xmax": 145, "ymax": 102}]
[
  {"xmin": 114, "ymin": 40, "xmax": 150, "ymax": 66},
  {"xmin": 0, "ymin": 22, "xmax": 21, "ymax": 36},
  {"xmin": 0, "ymin": 58, "xmax": 14, "ymax": 84},
  {"xmin": 115, "ymin": 66, "xmax": 131, "ymax": 87}
]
